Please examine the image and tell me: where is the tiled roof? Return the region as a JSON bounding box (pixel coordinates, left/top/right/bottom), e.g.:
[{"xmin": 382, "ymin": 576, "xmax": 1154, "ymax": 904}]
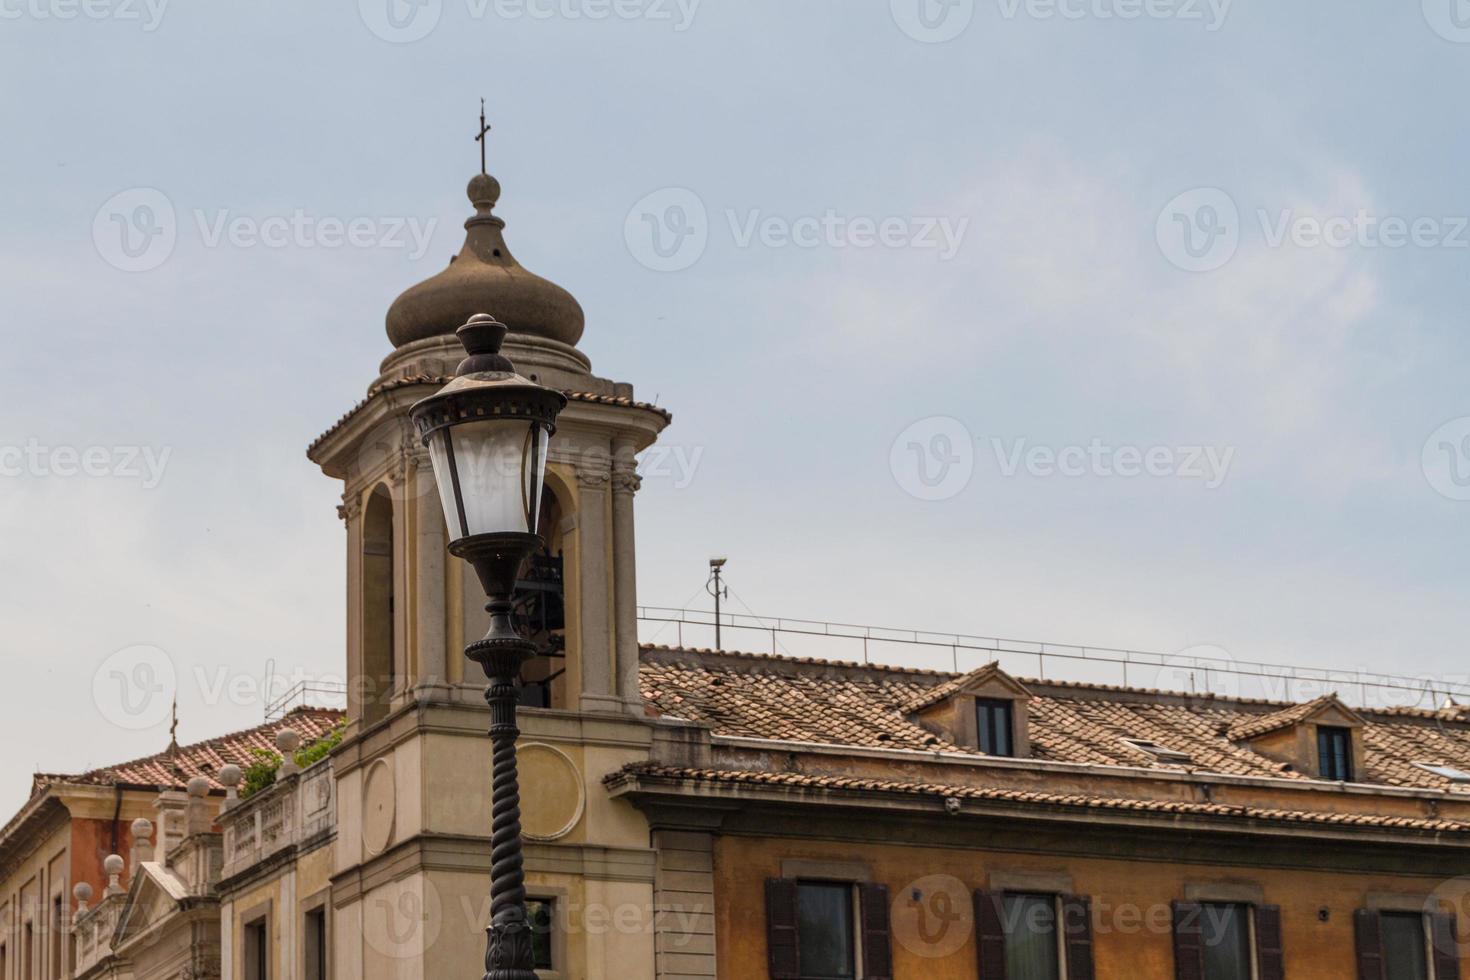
[
  {"xmin": 1226, "ymin": 694, "xmax": 1348, "ymax": 741},
  {"xmin": 35, "ymin": 707, "xmax": 344, "ymax": 795},
  {"xmin": 638, "ymin": 646, "xmax": 1470, "ymax": 792},
  {"xmin": 900, "ymin": 662, "xmax": 1025, "ymax": 714},
  {"xmin": 610, "ymin": 764, "xmax": 1470, "ymax": 835},
  {"xmin": 307, "ymin": 376, "xmax": 672, "ymax": 455}
]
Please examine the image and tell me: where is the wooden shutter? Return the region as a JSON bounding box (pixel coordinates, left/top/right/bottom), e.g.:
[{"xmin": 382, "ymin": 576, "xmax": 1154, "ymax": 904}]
[
  {"xmin": 1060, "ymin": 895, "xmax": 1095, "ymax": 980},
  {"xmin": 860, "ymin": 883, "xmax": 893, "ymax": 980},
  {"xmin": 765, "ymin": 878, "xmax": 800, "ymax": 979},
  {"xmin": 974, "ymin": 891, "xmax": 1007, "ymax": 980},
  {"xmin": 1254, "ymin": 905, "xmax": 1284, "ymax": 980},
  {"xmin": 1172, "ymin": 902, "xmax": 1205, "ymax": 980},
  {"xmin": 1432, "ymin": 911, "xmax": 1462, "ymax": 980},
  {"xmin": 1353, "ymin": 909, "xmax": 1384, "ymax": 980}
]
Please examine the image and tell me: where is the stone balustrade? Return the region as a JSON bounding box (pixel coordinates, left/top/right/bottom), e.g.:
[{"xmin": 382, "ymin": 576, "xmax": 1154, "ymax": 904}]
[
  {"xmin": 72, "ymin": 892, "xmax": 126, "ymax": 978},
  {"xmin": 220, "ymin": 758, "xmax": 334, "ymax": 881}
]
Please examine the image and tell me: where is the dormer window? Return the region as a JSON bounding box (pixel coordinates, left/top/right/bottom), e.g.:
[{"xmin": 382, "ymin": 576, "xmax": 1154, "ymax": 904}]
[
  {"xmin": 1415, "ymin": 763, "xmax": 1470, "ymax": 783},
  {"xmin": 1317, "ymin": 725, "xmax": 1354, "ymax": 781},
  {"xmin": 1121, "ymin": 738, "xmax": 1192, "ymax": 763},
  {"xmin": 976, "ymin": 699, "xmax": 1015, "ymax": 757},
  {"xmin": 903, "ymin": 662, "xmax": 1032, "ymax": 757}
]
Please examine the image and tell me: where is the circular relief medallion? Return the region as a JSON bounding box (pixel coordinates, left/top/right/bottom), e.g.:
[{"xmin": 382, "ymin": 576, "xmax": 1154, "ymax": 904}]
[
  {"xmin": 362, "ymin": 758, "xmax": 397, "ymax": 857},
  {"xmin": 517, "ymin": 743, "xmax": 585, "ymax": 842}
]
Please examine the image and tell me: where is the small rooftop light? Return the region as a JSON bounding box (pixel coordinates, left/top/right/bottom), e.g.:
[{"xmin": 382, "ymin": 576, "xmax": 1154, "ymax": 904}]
[
  {"xmin": 1414, "ymin": 762, "xmax": 1470, "ymax": 783},
  {"xmin": 1121, "ymin": 738, "xmax": 1192, "ymax": 763}
]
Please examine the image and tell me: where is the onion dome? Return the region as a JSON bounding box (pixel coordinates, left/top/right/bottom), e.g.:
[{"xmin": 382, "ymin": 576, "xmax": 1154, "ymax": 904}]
[{"xmin": 386, "ymin": 173, "xmax": 585, "ymax": 349}]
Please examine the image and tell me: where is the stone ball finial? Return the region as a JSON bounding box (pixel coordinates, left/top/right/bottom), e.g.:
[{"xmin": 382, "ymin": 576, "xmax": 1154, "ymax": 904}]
[
  {"xmin": 74, "ymin": 882, "xmax": 93, "ymax": 903},
  {"xmin": 103, "ymin": 854, "xmax": 124, "ymax": 875},
  {"xmin": 130, "ymin": 817, "xmax": 153, "ymax": 840},
  {"xmin": 275, "ymin": 728, "xmax": 302, "ymax": 755},
  {"xmin": 218, "ymin": 764, "xmax": 242, "ymax": 788},
  {"xmin": 468, "ymin": 173, "xmax": 501, "ymax": 212},
  {"xmin": 186, "ymin": 776, "xmax": 210, "ymax": 798}
]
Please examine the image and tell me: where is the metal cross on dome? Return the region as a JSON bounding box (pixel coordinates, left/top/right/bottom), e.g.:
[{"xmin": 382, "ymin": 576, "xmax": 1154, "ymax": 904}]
[{"xmin": 475, "ymin": 98, "xmax": 492, "ymax": 176}]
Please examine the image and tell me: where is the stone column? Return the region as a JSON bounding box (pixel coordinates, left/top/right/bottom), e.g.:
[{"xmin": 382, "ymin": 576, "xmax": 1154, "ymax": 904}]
[
  {"xmin": 389, "ymin": 463, "xmax": 411, "ymax": 706},
  {"xmin": 577, "ymin": 461, "xmax": 619, "ymax": 712},
  {"xmin": 412, "ymin": 451, "xmax": 448, "ymax": 691},
  {"xmin": 611, "ymin": 441, "xmax": 643, "ymax": 714},
  {"xmin": 340, "ymin": 493, "xmax": 364, "ymax": 729}
]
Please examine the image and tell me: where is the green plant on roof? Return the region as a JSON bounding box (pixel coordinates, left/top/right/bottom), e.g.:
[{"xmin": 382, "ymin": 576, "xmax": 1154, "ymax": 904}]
[{"xmin": 238, "ymin": 720, "xmax": 347, "ymax": 800}]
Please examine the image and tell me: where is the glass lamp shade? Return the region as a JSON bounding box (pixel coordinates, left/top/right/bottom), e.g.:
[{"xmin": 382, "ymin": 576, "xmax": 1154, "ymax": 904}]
[{"xmin": 426, "ymin": 417, "xmax": 550, "ymax": 542}]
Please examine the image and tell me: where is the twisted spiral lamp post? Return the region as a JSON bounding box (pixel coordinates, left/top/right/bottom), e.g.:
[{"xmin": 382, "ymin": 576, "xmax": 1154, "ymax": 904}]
[{"xmin": 411, "ymin": 313, "xmax": 566, "ymax": 980}]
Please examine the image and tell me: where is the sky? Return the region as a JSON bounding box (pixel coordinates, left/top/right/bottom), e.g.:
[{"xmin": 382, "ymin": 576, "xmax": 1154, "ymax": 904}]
[{"xmin": 2, "ymin": 0, "xmax": 1470, "ymax": 819}]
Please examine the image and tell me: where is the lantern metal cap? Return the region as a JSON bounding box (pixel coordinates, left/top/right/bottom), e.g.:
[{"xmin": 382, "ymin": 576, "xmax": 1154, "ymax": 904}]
[{"xmin": 409, "ymin": 313, "xmax": 568, "ymax": 444}]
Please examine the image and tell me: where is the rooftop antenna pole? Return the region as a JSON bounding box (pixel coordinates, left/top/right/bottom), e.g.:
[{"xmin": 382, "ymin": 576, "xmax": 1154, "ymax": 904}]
[
  {"xmin": 475, "ymin": 98, "xmax": 492, "ymax": 176},
  {"xmin": 707, "ymin": 557, "xmax": 728, "ymax": 650}
]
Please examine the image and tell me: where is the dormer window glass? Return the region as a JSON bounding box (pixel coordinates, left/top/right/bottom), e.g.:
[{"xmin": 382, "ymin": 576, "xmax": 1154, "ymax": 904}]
[
  {"xmin": 1121, "ymin": 738, "xmax": 1192, "ymax": 763},
  {"xmin": 1318, "ymin": 725, "xmax": 1354, "ymax": 781},
  {"xmin": 977, "ymin": 699, "xmax": 1015, "ymax": 757},
  {"xmin": 1415, "ymin": 763, "xmax": 1470, "ymax": 783}
]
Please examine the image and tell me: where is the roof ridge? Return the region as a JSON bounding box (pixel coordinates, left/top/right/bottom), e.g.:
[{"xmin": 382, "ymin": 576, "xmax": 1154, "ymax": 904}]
[
  {"xmin": 44, "ymin": 706, "xmax": 344, "ymax": 786},
  {"xmin": 639, "ymin": 644, "xmax": 1308, "ymax": 709}
]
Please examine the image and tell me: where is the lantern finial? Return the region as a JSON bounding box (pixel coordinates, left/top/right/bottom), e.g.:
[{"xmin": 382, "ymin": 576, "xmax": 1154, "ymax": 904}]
[{"xmin": 455, "ymin": 313, "xmax": 514, "ymax": 377}]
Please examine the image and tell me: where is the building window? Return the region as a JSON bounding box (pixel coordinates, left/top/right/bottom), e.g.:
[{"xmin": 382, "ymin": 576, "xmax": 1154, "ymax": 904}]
[
  {"xmin": 1380, "ymin": 912, "xmax": 1430, "ymax": 980},
  {"xmin": 1003, "ymin": 894, "xmax": 1060, "ymax": 980},
  {"xmin": 527, "ymin": 898, "xmax": 555, "ymax": 972},
  {"xmin": 1318, "ymin": 725, "xmax": 1354, "ymax": 781},
  {"xmin": 976, "ymin": 699, "xmax": 1015, "ymax": 757},
  {"xmin": 244, "ymin": 918, "xmax": 268, "ymax": 980},
  {"xmin": 49, "ymin": 896, "xmax": 62, "ymax": 980},
  {"xmin": 23, "ymin": 922, "xmax": 33, "ymax": 980},
  {"xmin": 362, "ymin": 484, "xmax": 396, "ymax": 725},
  {"xmin": 303, "ymin": 907, "xmax": 327, "ymax": 980},
  {"xmin": 1200, "ymin": 904, "xmax": 1253, "ymax": 980},
  {"xmin": 795, "ymin": 882, "xmax": 857, "ymax": 979},
  {"xmin": 2, "ymin": 941, "xmax": 9, "ymax": 980}
]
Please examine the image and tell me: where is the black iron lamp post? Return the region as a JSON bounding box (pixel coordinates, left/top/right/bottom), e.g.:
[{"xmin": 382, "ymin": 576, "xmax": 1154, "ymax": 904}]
[{"xmin": 411, "ymin": 313, "xmax": 566, "ymax": 980}]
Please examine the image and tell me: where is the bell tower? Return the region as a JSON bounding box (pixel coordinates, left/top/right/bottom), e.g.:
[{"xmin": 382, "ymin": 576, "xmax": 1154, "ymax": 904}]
[{"xmin": 308, "ymin": 167, "xmax": 670, "ymax": 728}]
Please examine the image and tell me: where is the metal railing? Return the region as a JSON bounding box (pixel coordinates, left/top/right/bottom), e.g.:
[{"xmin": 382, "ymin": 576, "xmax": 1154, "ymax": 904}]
[
  {"xmin": 636, "ymin": 605, "xmax": 1470, "ymax": 712},
  {"xmin": 264, "ymin": 679, "xmax": 348, "ymax": 721}
]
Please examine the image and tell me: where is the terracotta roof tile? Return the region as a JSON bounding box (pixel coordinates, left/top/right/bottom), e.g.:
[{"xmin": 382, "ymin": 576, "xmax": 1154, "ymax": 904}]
[
  {"xmin": 308, "ymin": 376, "xmax": 671, "ymax": 456},
  {"xmin": 36, "ymin": 707, "xmax": 343, "ymax": 794},
  {"xmin": 639, "ymin": 646, "xmax": 1470, "ymax": 792},
  {"xmin": 611, "ymin": 763, "xmax": 1470, "ymax": 834}
]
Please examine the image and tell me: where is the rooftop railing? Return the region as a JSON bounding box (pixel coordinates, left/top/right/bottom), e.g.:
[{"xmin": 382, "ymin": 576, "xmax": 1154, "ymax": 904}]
[{"xmin": 637, "ymin": 605, "xmax": 1470, "ymax": 712}]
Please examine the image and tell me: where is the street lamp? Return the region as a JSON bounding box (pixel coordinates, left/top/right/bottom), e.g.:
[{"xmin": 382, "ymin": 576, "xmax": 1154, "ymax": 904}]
[{"xmin": 411, "ymin": 312, "xmax": 566, "ymax": 980}]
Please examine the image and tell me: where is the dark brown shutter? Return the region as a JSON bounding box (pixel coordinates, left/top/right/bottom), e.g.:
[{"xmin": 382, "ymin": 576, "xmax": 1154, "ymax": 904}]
[
  {"xmin": 1432, "ymin": 911, "xmax": 1462, "ymax": 980},
  {"xmin": 1254, "ymin": 905, "xmax": 1284, "ymax": 980},
  {"xmin": 976, "ymin": 899, "xmax": 1011, "ymax": 980},
  {"xmin": 1354, "ymin": 909, "xmax": 1384, "ymax": 980},
  {"xmin": 974, "ymin": 890, "xmax": 1007, "ymax": 979},
  {"xmin": 1060, "ymin": 895, "xmax": 1095, "ymax": 980},
  {"xmin": 860, "ymin": 883, "xmax": 893, "ymax": 980},
  {"xmin": 765, "ymin": 878, "xmax": 800, "ymax": 979},
  {"xmin": 1172, "ymin": 902, "xmax": 1205, "ymax": 980}
]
